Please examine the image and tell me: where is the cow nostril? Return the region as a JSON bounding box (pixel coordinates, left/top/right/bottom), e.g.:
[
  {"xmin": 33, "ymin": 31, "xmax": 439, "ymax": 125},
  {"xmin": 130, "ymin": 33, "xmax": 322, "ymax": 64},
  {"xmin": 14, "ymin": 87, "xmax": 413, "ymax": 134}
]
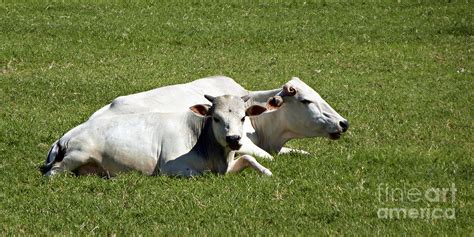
[
  {"xmin": 226, "ymin": 135, "xmax": 241, "ymax": 143},
  {"xmin": 339, "ymin": 120, "xmax": 349, "ymax": 132}
]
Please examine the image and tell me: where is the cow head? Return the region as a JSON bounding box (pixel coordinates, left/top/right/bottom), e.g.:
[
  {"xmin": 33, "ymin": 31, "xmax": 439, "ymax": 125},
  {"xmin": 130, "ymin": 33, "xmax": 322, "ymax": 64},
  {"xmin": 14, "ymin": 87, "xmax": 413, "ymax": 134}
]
[
  {"xmin": 190, "ymin": 95, "xmax": 267, "ymax": 150},
  {"xmin": 268, "ymin": 77, "xmax": 349, "ymax": 140}
]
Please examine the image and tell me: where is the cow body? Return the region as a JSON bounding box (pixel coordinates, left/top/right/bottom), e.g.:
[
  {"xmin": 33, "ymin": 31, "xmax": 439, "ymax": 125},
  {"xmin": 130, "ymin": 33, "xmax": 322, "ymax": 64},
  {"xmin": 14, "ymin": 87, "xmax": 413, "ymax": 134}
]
[
  {"xmin": 43, "ymin": 95, "xmax": 271, "ymax": 177},
  {"xmin": 89, "ymin": 76, "xmax": 349, "ymax": 157},
  {"xmin": 90, "ymin": 76, "xmax": 248, "ymax": 119}
]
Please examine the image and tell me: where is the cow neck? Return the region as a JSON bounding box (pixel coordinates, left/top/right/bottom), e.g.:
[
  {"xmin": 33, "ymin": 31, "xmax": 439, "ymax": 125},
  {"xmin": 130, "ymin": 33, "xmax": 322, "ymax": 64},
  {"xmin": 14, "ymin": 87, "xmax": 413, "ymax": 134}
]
[
  {"xmin": 191, "ymin": 117, "xmax": 228, "ymax": 173},
  {"xmin": 249, "ymin": 107, "xmax": 296, "ymax": 154},
  {"xmin": 247, "ymin": 89, "xmax": 296, "ymax": 154}
]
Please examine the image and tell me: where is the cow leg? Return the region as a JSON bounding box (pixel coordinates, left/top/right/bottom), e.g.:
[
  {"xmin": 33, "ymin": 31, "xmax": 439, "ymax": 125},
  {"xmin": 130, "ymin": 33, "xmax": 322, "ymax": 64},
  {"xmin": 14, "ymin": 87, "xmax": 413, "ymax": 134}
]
[
  {"xmin": 44, "ymin": 151, "xmax": 94, "ymax": 176},
  {"xmin": 279, "ymin": 147, "xmax": 310, "ymax": 155},
  {"xmin": 227, "ymin": 155, "xmax": 272, "ymax": 176},
  {"xmin": 237, "ymin": 136, "xmax": 274, "ymax": 160}
]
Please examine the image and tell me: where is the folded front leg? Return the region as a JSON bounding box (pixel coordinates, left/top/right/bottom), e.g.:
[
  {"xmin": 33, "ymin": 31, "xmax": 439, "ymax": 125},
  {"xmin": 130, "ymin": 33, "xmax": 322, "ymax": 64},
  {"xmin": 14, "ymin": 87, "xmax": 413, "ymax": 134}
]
[
  {"xmin": 237, "ymin": 136, "xmax": 274, "ymax": 160},
  {"xmin": 227, "ymin": 155, "xmax": 272, "ymax": 176},
  {"xmin": 279, "ymin": 147, "xmax": 310, "ymax": 155}
]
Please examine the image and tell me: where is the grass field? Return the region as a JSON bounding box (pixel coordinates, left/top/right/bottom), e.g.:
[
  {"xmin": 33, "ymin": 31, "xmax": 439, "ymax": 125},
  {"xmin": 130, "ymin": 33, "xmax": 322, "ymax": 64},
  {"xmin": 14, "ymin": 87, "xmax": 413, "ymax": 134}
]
[{"xmin": 1, "ymin": 1, "xmax": 473, "ymax": 235}]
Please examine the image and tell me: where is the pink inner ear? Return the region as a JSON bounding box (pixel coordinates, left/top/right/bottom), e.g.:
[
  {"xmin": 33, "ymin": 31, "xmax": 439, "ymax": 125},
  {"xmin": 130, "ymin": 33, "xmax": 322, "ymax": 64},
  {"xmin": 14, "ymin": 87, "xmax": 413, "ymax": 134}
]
[
  {"xmin": 246, "ymin": 105, "xmax": 267, "ymax": 116},
  {"xmin": 267, "ymin": 96, "xmax": 283, "ymax": 109},
  {"xmin": 190, "ymin": 105, "xmax": 209, "ymax": 116}
]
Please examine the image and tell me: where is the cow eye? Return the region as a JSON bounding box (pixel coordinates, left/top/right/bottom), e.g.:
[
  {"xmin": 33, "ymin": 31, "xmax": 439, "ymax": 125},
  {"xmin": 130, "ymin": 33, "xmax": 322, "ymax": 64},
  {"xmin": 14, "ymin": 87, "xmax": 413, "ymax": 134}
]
[
  {"xmin": 213, "ymin": 117, "xmax": 220, "ymax": 123},
  {"xmin": 241, "ymin": 117, "xmax": 245, "ymax": 122},
  {"xmin": 301, "ymin": 99, "xmax": 312, "ymax": 104}
]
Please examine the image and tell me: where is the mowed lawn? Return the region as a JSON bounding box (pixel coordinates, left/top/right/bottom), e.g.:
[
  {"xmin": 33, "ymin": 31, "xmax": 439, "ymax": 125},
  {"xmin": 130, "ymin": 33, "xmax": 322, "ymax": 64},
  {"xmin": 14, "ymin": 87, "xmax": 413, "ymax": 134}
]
[{"xmin": 1, "ymin": 1, "xmax": 472, "ymax": 235}]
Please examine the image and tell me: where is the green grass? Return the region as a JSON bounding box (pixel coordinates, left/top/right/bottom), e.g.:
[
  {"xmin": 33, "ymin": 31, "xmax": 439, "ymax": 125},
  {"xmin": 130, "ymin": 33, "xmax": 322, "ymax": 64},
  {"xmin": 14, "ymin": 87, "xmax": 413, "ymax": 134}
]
[{"xmin": 1, "ymin": 1, "xmax": 472, "ymax": 235}]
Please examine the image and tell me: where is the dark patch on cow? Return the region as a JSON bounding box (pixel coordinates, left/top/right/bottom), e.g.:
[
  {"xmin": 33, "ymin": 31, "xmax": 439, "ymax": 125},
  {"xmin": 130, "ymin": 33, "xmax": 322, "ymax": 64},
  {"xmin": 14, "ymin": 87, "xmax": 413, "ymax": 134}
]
[{"xmin": 40, "ymin": 141, "xmax": 66, "ymax": 175}]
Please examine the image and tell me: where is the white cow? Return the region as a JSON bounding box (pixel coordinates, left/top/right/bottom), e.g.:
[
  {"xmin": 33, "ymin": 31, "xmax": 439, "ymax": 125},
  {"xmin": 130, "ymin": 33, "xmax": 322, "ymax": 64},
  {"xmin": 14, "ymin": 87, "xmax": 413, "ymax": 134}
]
[
  {"xmin": 89, "ymin": 76, "xmax": 349, "ymax": 157},
  {"xmin": 42, "ymin": 95, "xmax": 271, "ymax": 177}
]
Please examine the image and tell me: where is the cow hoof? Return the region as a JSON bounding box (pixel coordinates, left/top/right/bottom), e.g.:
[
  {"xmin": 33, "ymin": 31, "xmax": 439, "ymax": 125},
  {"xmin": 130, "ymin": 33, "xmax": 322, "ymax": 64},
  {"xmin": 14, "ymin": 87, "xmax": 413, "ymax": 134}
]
[
  {"xmin": 261, "ymin": 154, "xmax": 274, "ymax": 160},
  {"xmin": 262, "ymin": 169, "xmax": 273, "ymax": 177}
]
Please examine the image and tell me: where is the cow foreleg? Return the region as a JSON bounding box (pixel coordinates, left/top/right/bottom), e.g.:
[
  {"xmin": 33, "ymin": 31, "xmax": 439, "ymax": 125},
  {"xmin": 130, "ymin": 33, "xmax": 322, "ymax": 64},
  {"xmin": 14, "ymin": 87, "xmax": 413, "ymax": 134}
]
[
  {"xmin": 279, "ymin": 147, "xmax": 310, "ymax": 155},
  {"xmin": 44, "ymin": 151, "xmax": 94, "ymax": 177},
  {"xmin": 227, "ymin": 155, "xmax": 272, "ymax": 176},
  {"xmin": 237, "ymin": 137, "xmax": 273, "ymax": 160}
]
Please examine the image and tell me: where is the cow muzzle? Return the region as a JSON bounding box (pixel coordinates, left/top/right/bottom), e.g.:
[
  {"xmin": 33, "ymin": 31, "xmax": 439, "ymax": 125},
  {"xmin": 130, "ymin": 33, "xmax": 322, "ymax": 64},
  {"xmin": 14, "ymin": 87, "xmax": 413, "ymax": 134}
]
[
  {"xmin": 329, "ymin": 120, "xmax": 349, "ymax": 140},
  {"xmin": 226, "ymin": 135, "xmax": 242, "ymax": 150},
  {"xmin": 340, "ymin": 120, "xmax": 349, "ymax": 132}
]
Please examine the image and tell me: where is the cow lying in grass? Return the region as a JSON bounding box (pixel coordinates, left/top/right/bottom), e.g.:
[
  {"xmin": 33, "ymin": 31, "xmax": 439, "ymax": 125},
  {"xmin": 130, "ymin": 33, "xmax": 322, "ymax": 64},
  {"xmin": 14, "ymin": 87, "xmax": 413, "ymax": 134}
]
[
  {"xmin": 89, "ymin": 76, "xmax": 349, "ymax": 159},
  {"xmin": 42, "ymin": 95, "xmax": 271, "ymax": 177}
]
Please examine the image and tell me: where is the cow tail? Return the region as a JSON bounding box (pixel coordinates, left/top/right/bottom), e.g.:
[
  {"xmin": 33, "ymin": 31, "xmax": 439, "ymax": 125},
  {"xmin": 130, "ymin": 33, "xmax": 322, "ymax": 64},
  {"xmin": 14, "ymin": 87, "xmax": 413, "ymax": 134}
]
[{"xmin": 40, "ymin": 140, "xmax": 65, "ymax": 175}]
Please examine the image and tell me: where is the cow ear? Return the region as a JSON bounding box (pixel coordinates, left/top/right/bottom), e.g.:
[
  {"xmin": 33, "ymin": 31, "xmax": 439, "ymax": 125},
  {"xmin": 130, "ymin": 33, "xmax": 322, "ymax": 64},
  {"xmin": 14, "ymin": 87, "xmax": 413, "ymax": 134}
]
[
  {"xmin": 245, "ymin": 105, "xmax": 267, "ymax": 117},
  {"xmin": 282, "ymin": 84, "xmax": 297, "ymax": 96},
  {"xmin": 267, "ymin": 96, "xmax": 284, "ymax": 109},
  {"xmin": 190, "ymin": 104, "xmax": 211, "ymax": 117}
]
